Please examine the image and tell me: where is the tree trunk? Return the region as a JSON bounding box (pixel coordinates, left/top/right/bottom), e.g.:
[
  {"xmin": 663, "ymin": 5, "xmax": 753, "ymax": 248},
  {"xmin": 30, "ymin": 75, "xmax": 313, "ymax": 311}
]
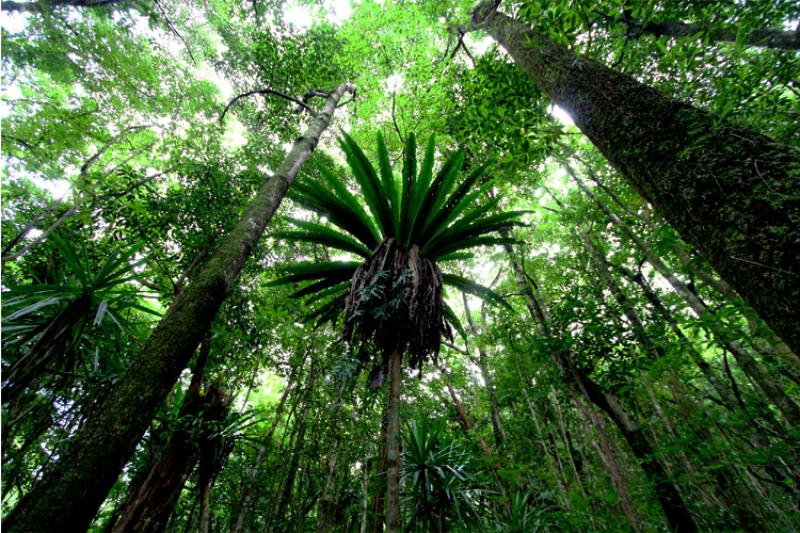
[
  {"xmin": 231, "ymin": 356, "xmax": 306, "ymax": 533},
  {"xmin": 316, "ymin": 381, "xmax": 348, "ymax": 533},
  {"xmin": 572, "ymin": 392, "xmax": 641, "ymax": 531},
  {"xmin": 439, "ymin": 364, "xmax": 495, "ymax": 459},
  {"xmin": 568, "ymin": 173, "xmax": 800, "ymax": 427},
  {"xmin": 501, "ymin": 243, "xmax": 698, "ymax": 532},
  {"xmin": 274, "ymin": 361, "xmax": 317, "ymax": 528},
  {"xmin": 111, "ymin": 386, "xmax": 229, "ymax": 533},
  {"xmin": 3, "ymin": 83, "xmax": 355, "ymax": 533},
  {"xmin": 198, "ymin": 479, "xmax": 212, "ymax": 533},
  {"xmin": 385, "ymin": 347, "xmax": 403, "ymax": 533},
  {"xmin": 368, "ymin": 407, "xmax": 389, "ymax": 533},
  {"xmin": 473, "ymin": 3, "xmax": 800, "ymax": 356},
  {"xmin": 462, "ymin": 294, "xmax": 506, "ymax": 448}
]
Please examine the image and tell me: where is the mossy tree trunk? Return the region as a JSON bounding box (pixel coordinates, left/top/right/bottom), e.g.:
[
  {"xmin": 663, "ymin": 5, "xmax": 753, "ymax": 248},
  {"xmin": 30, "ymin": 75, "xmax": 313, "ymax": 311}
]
[
  {"xmin": 110, "ymin": 386, "xmax": 229, "ymax": 533},
  {"xmin": 473, "ymin": 3, "xmax": 800, "ymax": 356},
  {"xmin": 3, "ymin": 82, "xmax": 356, "ymax": 533}
]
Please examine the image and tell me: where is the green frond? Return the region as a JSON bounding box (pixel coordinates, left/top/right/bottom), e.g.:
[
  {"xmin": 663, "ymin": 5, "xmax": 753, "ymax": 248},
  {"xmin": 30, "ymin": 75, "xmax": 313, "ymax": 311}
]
[
  {"xmin": 315, "ymin": 162, "xmax": 380, "ymax": 244},
  {"xmin": 267, "ymin": 261, "xmax": 360, "ymax": 286},
  {"xmin": 407, "ymin": 135, "xmax": 436, "ymax": 243},
  {"xmin": 399, "ymin": 132, "xmax": 416, "ymax": 246},
  {"xmin": 424, "ymin": 209, "xmax": 527, "ymax": 256},
  {"xmin": 275, "ymin": 219, "xmax": 372, "ymax": 258},
  {"xmin": 290, "ymin": 276, "xmax": 352, "ymax": 299},
  {"xmin": 442, "ymin": 273, "xmax": 512, "ymax": 310},
  {"xmin": 302, "ymin": 281, "xmax": 350, "ymax": 305},
  {"xmin": 418, "ymin": 165, "xmax": 491, "ymax": 244},
  {"xmin": 305, "ymin": 294, "xmax": 347, "ymax": 326},
  {"xmin": 443, "ymin": 302, "xmax": 467, "ymax": 343},
  {"xmin": 289, "ymin": 180, "xmax": 379, "ymax": 249},
  {"xmin": 376, "ymin": 133, "xmax": 400, "ymax": 238},
  {"xmin": 436, "ymin": 252, "xmax": 474, "ymax": 263},
  {"xmin": 413, "ymin": 147, "xmax": 465, "ymax": 240},
  {"xmin": 429, "ymin": 236, "xmax": 519, "ymax": 260},
  {"xmin": 340, "ymin": 133, "xmax": 393, "ymax": 238}
]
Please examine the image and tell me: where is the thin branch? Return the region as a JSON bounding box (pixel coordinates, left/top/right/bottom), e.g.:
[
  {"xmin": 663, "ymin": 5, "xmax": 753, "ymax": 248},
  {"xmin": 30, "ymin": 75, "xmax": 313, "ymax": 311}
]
[
  {"xmin": 390, "ymin": 92, "xmax": 404, "ymax": 144},
  {"xmin": 220, "ymin": 88, "xmax": 316, "ymax": 123},
  {"xmin": 79, "ymin": 124, "xmax": 150, "ymax": 178},
  {"xmin": 153, "ymin": 0, "xmax": 196, "ymax": 65},
  {"xmin": 450, "ymin": 28, "xmax": 476, "ymax": 66}
]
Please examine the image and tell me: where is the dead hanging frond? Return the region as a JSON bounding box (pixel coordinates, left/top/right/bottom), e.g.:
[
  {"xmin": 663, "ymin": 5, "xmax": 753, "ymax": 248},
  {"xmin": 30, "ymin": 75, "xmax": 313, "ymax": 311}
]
[{"xmin": 344, "ymin": 239, "xmax": 451, "ymax": 381}]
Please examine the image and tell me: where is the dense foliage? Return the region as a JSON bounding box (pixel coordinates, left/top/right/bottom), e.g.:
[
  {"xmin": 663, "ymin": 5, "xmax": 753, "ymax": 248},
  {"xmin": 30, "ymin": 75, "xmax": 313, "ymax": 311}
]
[{"xmin": 2, "ymin": 0, "xmax": 799, "ymax": 531}]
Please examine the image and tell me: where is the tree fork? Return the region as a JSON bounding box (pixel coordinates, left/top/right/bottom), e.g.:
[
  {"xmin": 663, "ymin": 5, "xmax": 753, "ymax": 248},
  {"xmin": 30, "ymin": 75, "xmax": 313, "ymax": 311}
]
[
  {"xmin": 472, "ymin": 3, "xmax": 800, "ymax": 355},
  {"xmin": 3, "ymin": 82, "xmax": 356, "ymax": 533}
]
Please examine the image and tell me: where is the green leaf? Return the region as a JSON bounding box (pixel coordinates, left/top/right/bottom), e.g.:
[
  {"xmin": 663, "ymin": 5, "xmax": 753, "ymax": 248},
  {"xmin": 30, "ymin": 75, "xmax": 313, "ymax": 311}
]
[{"xmin": 442, "ymin": 273, "xmax": 512, "ymax": 310}]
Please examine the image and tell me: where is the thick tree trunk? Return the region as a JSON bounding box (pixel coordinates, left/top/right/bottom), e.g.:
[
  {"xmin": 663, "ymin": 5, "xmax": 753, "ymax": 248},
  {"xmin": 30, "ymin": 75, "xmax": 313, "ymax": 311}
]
[
  {"xmin": 111, "ymin": 386, "xmax": 229, "ymax": 533},
  {"xmin": 3, "ymin": 83, "xmax": 355, "ymax": 533},
  {"xmin": 385, "ymin": 347, "xmax": 403, "ymax": 533},
  {"xmin": 474, "ymin": 3, "xmax": 800, "ymax": 355}
]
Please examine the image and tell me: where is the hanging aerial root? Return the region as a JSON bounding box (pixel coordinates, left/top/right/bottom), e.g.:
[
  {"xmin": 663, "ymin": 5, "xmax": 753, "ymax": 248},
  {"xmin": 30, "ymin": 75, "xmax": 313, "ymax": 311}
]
[{"xmin": 344, "ymin": 239, "xmax": 450, "ymax": 379}]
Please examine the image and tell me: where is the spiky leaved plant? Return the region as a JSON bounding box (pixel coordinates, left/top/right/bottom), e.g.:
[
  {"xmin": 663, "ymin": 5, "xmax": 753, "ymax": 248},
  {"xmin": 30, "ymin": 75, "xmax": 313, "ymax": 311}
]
[{"xmin": 270, "ymin": 132, "xmax": 524, "ymax": 532}]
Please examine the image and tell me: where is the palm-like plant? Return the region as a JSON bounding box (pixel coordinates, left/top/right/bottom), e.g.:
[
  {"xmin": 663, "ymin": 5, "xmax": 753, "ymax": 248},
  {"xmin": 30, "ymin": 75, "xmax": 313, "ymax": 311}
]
[
  {"xmin": 402, "ymin": 418, "xmax": 480, "ymax": 533},
  {"xmin": 271, "ymin": 133, "xmax": 522, "ymax": 367},
  {"xmin": 1, "ymin": 234, "xmax": 158, "ymax": 405},
  {"xmin": 270, "ymin": 131, "xmax": 524, "ymax": 531}
]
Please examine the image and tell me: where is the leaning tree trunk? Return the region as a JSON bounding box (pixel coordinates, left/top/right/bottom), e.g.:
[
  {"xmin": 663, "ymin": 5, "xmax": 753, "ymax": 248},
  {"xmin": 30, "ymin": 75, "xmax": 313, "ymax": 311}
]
[
  {"xmin": 111, "ymin": 386, "xmax": 230, "ymax": 533},
  {"xmin": 231, "ymin": 354, "xmax": 305, "ymax": 533},
  {"xmin": 3, "ymin": 82, "xmax": 356, "ymax": 533},
  {"xmin": 385, "ymin": 347, "xmax": 403, "ymax": 533},
  {"xmin": 472, "ymin": 3, "xmax": 800, "ymax": 355}
]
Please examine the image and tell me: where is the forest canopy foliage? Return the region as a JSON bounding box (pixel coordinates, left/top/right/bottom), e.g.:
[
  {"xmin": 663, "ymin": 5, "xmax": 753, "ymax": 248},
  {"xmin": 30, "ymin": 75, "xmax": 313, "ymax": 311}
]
[{"xmin": 1, "ymin": 0, "xmax": 799, "ymax": 532}]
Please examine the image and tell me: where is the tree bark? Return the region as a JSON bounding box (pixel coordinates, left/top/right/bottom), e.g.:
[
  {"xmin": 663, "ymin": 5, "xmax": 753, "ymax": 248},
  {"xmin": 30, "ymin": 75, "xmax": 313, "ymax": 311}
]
[
  {"xmin": 274, "ymin": 361, "xmax": 318, "ymax": 528},
  {"xmin": 3, "ymin": 82, "xmax": 355, "ymax": 533},
  {"xmin": 316, "ymin": 380, "xmax": 348, "ymax": 533},
  {"xmin": 368, "ymin": 407, "xmax": 389, "ymax": 533},
  {"xmin": 111, "ymin": 386, "xmax": 230, "ymax": 533},
  {"xmin": 231, "ymin": 355, "xmax": 306, "ymax": 533},
  {"xmin": 462, "ymin": 294, "xmax": 506, "ymax": 448},
  {"xmin": 473, "ymin": 3, "xmax": 800, "ymax": 356},
  {"xmin": 385, "ymin": 347, "xmax": 403, "ymax": 533},
  {"xmin": 572, "ymin": 392, "xmax": 641, "ymax": 531}
]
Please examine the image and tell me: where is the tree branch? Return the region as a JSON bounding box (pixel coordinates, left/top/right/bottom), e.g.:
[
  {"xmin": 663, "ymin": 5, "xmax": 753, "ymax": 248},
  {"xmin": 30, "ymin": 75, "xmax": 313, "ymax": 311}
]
[
  {"xmin": 220, "ymin": 88, "xmax": 316, "ymax": 122},
  {"xmin": 153, "ymin": 0, "xmax": 197, "ymax": 64}
]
